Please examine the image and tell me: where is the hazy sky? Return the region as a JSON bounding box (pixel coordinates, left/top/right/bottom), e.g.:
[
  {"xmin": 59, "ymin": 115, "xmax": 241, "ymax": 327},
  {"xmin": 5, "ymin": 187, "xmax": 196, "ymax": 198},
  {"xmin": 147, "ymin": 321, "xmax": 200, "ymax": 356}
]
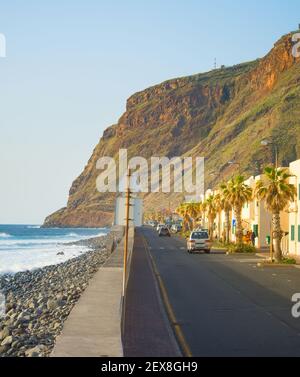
[{"xmin": 0, "ymin": 0, "xmax": 299, "ymax": 224}]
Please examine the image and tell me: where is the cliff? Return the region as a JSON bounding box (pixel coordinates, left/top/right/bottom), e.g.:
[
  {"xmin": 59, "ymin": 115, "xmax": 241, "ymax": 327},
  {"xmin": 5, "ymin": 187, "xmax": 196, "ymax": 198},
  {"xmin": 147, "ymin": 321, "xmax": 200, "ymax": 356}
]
[{"xmin": 44, "ymin": 32, "xmax": 300, "ymax": 228}]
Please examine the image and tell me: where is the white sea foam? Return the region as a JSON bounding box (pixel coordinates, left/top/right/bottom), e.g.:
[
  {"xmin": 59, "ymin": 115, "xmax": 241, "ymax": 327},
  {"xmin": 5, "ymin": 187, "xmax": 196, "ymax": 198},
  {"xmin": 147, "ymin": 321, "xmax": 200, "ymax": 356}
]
[
  {"xmin": 0, "ymin": 244, "xmax": 92, "ymax": 275},
  {"xmin": 0, "ymin": 232, "xmax": 107, "ymax": 248},
  {"xmin": 0, "ymin": 228, "xmax": 108, "ymax": 275}
]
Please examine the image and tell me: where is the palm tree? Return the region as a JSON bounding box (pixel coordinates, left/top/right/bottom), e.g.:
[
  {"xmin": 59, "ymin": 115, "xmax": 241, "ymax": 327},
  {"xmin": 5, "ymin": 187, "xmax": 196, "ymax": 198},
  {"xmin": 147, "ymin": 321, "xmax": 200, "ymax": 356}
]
[
  {"xmin": 200, "ymin": 201, "xmax": 207, "ymax": 229},
  {"xmin": 214, "ymin": 193, "xmax": 223, "ymax": 240},
  {"xmin": 185, "ymin": 202, "xmax": 200, "ymax": 230},
  {"xmin": 176, "ymin": 203, "xmax": 191, "ymax": 232},
  {"xmin": 204, "ymin": 195, "xmax": 217, "ymax": 240},
  {"xmin": 221, "ymin": 175, "xmax": 252, "ymax": 244},
  {"xmin": 255, "ymin": 167, "xmax": 296, "ymax": 262},
  {"xmin": 219, "ymin": 182, "xmax": 233, "ymax": 243}
]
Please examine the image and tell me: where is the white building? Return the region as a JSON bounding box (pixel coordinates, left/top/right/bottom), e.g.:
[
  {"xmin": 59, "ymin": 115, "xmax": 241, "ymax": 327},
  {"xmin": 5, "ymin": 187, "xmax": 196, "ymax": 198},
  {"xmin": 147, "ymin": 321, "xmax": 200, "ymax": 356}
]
[
  {"xmin": 289, "ymin": 159, "xmax": 300, "ymax": 257},
  {"xmin": 208, "ymin": 174, "xmax": 288, "ymax": 250}
]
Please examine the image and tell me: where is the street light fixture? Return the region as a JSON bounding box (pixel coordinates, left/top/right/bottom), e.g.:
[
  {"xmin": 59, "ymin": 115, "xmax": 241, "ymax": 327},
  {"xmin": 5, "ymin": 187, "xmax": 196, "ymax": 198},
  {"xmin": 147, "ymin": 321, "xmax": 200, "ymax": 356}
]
[
  {"xmin": 227, "ymin": 161, "xmax": 241, "ymax": 174},
  {"xmin": 228, "ymin": 161, "xmax": 240, "ymax": 166},
  {"xmin": 261, "ymin": 139, "xmax": 279, "ymax": 169},
  {"xmin": 209, "ymin": 171, "xmax": 219, "ymax": 177}
]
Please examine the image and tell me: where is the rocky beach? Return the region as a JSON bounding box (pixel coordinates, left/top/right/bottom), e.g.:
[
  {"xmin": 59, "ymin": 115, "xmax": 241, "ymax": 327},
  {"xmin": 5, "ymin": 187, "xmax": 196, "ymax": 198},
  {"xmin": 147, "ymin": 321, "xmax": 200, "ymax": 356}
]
[{"xmin": 0, "ymin": 229, "xmax": 123, "ymax": 357}]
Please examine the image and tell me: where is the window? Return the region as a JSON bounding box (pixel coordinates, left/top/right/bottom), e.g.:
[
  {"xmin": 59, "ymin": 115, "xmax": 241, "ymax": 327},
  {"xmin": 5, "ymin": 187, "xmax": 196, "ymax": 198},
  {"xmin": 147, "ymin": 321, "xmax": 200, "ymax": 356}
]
[
  {"xmin": 291, "ymin": 225, "xmax": 295, "ymax": 241},
  {"xmin": 191, "ymin": 232, "xmax": 209, "ymax": 240},
  {"xmin": 253, "ymin": 224, "xmax": 259, "ymax": 237}
]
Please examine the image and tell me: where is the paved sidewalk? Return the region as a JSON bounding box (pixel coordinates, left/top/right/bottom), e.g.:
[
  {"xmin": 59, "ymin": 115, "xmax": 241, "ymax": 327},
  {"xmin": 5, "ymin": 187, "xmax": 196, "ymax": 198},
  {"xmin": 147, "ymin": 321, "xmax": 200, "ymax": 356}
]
[
  {"xmin": 123, "ymin": 230, "xmax": 181, "ymax": 357},
  {"xmin": 51, "ymin": 236, "xmax": 124, "ymax": 357}
]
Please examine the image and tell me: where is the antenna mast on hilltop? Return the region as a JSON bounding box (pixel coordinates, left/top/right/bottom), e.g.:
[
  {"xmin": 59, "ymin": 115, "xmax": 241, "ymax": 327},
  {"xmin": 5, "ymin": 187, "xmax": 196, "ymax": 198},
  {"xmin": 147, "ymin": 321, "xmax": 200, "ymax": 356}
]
[{"xmin": 214, "ymin": 58, "xmax": 217, "ymax": 70}]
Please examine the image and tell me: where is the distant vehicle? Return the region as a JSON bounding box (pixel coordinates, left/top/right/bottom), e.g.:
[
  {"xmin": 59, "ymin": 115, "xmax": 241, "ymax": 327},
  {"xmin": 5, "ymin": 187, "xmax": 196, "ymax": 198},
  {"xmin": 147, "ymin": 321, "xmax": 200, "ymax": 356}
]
[
  {"xmin": 149, "ymin": 221, "xmax": 158, "ymax": 228},
  {"xmin": 194, "ymin": 227, "xmax": 209, "ymax": 233},
  {"xmin": 156, "ymin": 224, "xmax": 165, "ymax": 232},
  {"xmin": 187, "ymin": 231, "xmax": 211, "ymax": 254},
  {"xmin": 159, "ymin": 226, "xmax": 171, "ymax": 237},
  {"xmin": 171, "ymin": 224, "xmax": 182, "ymax": 233}
]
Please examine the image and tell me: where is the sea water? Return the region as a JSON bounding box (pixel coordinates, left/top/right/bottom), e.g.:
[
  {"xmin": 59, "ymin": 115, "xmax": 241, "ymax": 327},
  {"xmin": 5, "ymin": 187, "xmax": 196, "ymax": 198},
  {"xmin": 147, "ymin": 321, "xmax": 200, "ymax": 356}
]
[{"xmin": 0, "ymin": 225, "xmax": 109, "ymax": 275}]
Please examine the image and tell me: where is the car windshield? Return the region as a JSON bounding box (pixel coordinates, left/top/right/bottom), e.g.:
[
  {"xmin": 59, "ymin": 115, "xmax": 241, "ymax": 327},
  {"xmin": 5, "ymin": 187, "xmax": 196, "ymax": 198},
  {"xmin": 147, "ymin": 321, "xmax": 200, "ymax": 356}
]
[{"xmin": 191, "ymin": 232, "xmax": 209, "ymax": 240}]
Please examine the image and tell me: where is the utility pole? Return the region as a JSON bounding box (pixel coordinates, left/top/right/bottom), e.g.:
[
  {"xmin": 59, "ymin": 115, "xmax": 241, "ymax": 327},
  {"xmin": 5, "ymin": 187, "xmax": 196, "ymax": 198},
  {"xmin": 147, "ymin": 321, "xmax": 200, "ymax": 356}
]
[{"xmin": 123, "ymin": 169, "xmax": 131, "ymax": 297}]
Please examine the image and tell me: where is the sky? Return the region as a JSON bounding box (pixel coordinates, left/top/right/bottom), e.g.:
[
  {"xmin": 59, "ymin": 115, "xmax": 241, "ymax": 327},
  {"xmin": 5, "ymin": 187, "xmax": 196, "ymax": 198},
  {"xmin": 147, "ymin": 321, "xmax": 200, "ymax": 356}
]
[{"xmin": 0, "ymin": 0, "xmax": 299, "ymax": 224}]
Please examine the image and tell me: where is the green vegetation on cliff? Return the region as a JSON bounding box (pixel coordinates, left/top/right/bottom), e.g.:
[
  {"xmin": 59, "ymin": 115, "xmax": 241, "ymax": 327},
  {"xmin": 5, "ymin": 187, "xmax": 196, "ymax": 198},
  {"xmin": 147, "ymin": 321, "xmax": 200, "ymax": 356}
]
[{"xmin": 44, "ymin": 32, "xmax": 300, "ymax": 228}]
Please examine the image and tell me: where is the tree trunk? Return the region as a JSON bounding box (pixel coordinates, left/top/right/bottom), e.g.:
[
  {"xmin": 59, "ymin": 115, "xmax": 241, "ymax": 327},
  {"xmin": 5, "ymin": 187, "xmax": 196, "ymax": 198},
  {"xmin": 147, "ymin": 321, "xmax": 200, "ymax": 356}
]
[
  {"xmin": 208, "ymin": 216, "xmax": 216, "ymax": 241},
  {"xmin": 235, "ymin": 207, "xmax": 243, "ymax": 244},
  {"xmin": 202, "ymin": 211, "xmax": 206, "ymax": 228},
  {"xmin": 218, "ymin": 211, "xmax": 221, "ymax": 240},
  {"xmin": 272, "ymin": 212, "xmax": 282, "ymax": 263},
  {"xmin": 225, "ymin": 210, "xmax": 230, "ymax": 244},
  {"xmin": 192, "ymin": 218, "xmax": 196, "ymax": 231},
  {"xmin": 208, "ymin": 217, "xmax": 213, "ymax": 241}
]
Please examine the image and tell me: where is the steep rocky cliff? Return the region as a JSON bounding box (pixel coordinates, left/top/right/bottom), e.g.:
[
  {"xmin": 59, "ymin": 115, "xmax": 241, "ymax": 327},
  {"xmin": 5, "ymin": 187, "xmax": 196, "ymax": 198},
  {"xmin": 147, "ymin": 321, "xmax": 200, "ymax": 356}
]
[{"xmin": 44, "ymin": 32, "xmax": 300, "ymax": 228}]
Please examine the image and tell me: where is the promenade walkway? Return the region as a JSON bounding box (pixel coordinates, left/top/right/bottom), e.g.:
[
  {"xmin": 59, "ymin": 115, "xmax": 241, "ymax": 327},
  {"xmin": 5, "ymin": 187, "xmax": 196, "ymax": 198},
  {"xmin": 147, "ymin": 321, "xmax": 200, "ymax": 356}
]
[{"xmin": 51, "ymin": 229, "xmax": 124, "ymax": 357}]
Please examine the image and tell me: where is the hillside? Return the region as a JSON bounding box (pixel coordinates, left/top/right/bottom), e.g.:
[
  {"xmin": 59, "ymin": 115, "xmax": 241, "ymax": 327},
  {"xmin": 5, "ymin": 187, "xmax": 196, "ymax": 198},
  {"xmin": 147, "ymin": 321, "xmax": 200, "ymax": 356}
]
[{"xmin": 44, "ymin": 32, "xmax": 300, "ymax": 228}]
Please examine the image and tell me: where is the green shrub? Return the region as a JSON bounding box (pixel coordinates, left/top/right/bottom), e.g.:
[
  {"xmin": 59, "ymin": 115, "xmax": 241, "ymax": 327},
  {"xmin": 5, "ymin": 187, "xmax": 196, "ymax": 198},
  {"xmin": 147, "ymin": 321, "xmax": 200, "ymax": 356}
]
[
  {"xmin": 281, "ymin": 257, "xmax": 297, "ymax": 265},
  {"xmin": 213, "ymin": 240, "xmax": 229, "ymax": 249},
  {"xmin": 181, "ymin": 230, "xmax": 191, "ymax": 239},
  {"xmin": 227, "ymin": 243, "xmax": 257, "ymax": 254}
]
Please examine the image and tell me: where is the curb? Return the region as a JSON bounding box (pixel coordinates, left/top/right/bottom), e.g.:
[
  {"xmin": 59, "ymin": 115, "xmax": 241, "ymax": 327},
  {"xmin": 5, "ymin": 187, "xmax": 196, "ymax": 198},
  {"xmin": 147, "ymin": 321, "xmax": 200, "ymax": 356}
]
[{"xmin": 257, "ymin": 262, "xmax": 297, "ymax": 268}]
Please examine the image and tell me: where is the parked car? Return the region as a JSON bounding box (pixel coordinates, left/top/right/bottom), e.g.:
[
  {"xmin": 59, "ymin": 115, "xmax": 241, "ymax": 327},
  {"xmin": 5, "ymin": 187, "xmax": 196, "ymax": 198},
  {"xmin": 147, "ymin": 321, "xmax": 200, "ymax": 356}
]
[
  {"xmin": 171, "ymin": 224, "xmax": 182, "ymax": 233},
  {"xmin": 194, "ymin": 227, "xmax": 209, "ymax": 233},
  {"xmin": 159, "ymin": 226, "xmax": 171, "ymax": 237},
  {"xmin": 156, "ymin": 224, "xmax": 165, "ymax": 232},
  {"xmin": 187, "ymin": 231, "xmax": 211, "ymax": 254}
]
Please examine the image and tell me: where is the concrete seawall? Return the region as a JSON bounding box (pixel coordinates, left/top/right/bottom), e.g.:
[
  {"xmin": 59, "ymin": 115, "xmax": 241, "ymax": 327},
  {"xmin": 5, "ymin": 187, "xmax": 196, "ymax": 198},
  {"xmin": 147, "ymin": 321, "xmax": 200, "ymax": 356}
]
[{"xmin": 51, "ymin": 226, "xmax": 134, "ymax": 357}]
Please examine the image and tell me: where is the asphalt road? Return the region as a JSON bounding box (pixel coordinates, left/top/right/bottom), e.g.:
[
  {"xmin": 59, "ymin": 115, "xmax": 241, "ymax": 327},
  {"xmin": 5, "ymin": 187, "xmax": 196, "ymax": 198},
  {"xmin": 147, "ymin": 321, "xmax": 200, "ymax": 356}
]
[
  {"xmin": 138, "ymin": 226, "xmax": 300, "ymax": 357},
  {"xmin": 123, "ymin": 230, "xmax": 181, "ymax": 357}
]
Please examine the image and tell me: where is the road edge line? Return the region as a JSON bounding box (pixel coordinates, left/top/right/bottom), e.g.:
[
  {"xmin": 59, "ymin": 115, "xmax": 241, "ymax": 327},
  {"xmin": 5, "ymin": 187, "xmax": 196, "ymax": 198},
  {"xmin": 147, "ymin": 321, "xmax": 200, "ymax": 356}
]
[{"xmin": 142, "ymin": 235, "xmax": 193, "ymax": 358}]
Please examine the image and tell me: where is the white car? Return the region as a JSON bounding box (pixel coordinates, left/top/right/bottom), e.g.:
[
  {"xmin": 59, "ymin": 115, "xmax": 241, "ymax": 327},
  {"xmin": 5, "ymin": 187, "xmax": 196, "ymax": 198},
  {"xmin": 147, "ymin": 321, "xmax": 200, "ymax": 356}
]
[
  {"xmin": 187, "ymin": 231, "xmax": 212, "ymax": 254},
  {"xmin": 156, "ymin": 224, "xmax": 165, "ymax": 232},
  {"xmin": 171, "ymin": 224, "xmax": 182, "ymax": 233}
]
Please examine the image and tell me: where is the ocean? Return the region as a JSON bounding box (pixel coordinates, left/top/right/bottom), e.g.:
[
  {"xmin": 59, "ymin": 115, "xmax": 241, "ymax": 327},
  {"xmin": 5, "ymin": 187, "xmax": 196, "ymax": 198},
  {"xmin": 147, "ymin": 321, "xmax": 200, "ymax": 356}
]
[{"xmin": 0, "ymin": 225, "xmax": 109, "ymax": 275}]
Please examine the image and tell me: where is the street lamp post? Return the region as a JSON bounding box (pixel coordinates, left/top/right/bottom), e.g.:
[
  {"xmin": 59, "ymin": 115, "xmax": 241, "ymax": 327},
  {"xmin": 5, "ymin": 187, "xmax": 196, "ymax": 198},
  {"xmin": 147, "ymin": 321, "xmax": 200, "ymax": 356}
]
[
  {"xmin": 261, "ymin": 139, "xmax": 280, "ymax": 262},
  {"xmin": 261, "ymin": 139, "xmax": 279, "ymax": 169},
  {"xmin": 123, "ymin": 169, "xmax": 132, "ymax": 297},
  {"xmin": 209, "ymin": 171, "xmax": 221, "ymax": 240}
]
